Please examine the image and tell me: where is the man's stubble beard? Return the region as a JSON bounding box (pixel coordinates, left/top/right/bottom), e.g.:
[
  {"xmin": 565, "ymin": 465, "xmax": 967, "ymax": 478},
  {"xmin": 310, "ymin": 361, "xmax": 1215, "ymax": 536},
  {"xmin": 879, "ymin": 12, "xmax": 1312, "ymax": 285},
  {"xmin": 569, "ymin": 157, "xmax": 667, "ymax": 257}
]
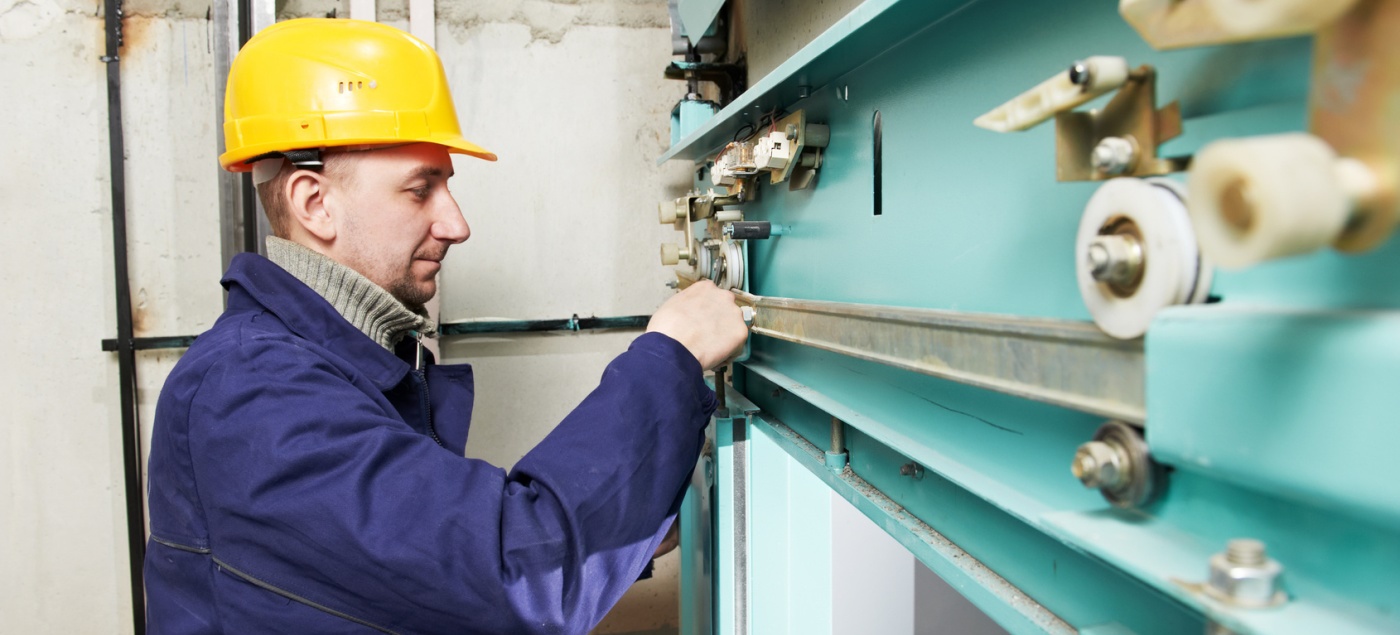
[{"xmin": 386, "ymin": 273, "xmax": 432, "ymax": 315}]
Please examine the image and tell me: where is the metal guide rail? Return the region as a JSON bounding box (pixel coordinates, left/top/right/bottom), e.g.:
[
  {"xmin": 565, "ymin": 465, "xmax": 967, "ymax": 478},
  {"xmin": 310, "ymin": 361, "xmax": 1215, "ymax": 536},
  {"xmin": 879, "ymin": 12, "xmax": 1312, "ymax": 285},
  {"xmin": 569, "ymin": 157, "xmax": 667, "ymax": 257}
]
[{"xmin": 734, "ymin": 292, "xmax": 1145, "ymax": 424}]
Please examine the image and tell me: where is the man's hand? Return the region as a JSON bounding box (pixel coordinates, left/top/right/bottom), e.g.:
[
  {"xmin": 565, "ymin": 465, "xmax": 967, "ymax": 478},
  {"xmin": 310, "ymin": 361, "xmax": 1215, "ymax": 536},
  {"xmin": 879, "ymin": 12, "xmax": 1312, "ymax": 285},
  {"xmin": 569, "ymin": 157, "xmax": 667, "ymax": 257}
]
[{"xmin": 647, "ymin": 280, "xmax": 748, "ymax": 371}]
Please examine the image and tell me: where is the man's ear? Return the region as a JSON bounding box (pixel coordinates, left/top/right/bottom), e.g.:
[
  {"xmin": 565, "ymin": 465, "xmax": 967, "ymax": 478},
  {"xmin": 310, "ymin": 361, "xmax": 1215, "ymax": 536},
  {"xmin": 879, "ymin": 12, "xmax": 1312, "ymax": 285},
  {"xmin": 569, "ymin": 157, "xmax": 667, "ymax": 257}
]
[{"xmin": 285, "ymin": 169, "xmax": 337, "ymax": 242}]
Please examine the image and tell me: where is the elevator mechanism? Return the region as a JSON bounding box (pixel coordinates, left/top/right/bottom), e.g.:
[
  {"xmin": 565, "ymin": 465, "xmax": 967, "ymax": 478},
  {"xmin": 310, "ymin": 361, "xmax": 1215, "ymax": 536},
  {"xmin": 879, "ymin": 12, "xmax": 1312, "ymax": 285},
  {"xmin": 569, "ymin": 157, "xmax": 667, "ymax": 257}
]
[{"xmin": 660, "ymin": 1, "xmax": 1400, "ymax": 634}]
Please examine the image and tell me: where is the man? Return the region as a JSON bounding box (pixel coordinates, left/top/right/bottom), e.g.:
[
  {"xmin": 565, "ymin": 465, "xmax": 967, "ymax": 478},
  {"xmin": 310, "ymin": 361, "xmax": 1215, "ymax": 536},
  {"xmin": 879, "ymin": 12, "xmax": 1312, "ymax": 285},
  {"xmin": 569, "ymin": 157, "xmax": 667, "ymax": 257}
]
[{"xmin": 145, "ymin": 18, "xmax": 747, "ymax": 634}]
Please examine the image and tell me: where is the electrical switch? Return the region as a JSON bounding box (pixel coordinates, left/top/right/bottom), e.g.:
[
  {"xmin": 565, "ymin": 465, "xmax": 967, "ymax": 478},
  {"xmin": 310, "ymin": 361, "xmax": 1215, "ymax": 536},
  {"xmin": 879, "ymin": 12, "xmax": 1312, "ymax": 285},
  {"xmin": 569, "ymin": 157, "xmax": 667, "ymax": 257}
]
[
  {"xmin": 753, "ymin": 130, "xmax": 792, "ymax": 171},
  {"xmin": 710, "ymin": 141, "xmax": 757, "ymax": 188}
]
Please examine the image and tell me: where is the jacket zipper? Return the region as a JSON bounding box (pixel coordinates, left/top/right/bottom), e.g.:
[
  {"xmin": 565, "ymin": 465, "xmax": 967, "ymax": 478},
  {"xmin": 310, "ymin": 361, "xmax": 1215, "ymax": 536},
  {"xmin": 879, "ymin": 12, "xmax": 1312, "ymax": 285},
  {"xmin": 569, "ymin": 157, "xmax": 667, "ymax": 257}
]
[
  {"xmin": 212, "ymin": 556, "xmax": 400, "ymax": 635},
  {"xmin": 413, "ymin": 333, "xmax": 444, "ymax": 448}
]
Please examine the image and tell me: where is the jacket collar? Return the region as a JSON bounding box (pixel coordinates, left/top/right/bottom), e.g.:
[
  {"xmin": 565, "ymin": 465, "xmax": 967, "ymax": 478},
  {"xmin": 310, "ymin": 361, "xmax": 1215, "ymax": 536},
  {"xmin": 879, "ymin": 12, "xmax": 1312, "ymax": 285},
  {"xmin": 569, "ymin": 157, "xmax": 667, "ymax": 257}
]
[{"xmin": 223, "ymin": 253, "xmax": 413, "ymax": 391}]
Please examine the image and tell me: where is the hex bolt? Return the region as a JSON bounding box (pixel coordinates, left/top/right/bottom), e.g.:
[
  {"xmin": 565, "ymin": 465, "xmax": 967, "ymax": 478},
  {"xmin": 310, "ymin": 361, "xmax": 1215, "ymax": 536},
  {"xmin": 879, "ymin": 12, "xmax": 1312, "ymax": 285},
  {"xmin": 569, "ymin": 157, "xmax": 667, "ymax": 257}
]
[
  {"xmin": 1071, "ymin": 440, "xmax": 1126, "ymax": 489},
  {"xmin": 899, "ymin": 462, "xmax": 924, "ymax": 480},
  {"xmin": 1206, "ymin": 539, "xmax": 1286, "ymax": 608},
  {"xmin": 740, "ymin": 306, "xmax": 756, "ymax": 327},
  {"xmin": 1086, "ymin": 234, "xmax": 1143, "ymax": 288},
  {"xmin": 1091, "ymin": 136, "xmax": 1137, "ymax": 176}
]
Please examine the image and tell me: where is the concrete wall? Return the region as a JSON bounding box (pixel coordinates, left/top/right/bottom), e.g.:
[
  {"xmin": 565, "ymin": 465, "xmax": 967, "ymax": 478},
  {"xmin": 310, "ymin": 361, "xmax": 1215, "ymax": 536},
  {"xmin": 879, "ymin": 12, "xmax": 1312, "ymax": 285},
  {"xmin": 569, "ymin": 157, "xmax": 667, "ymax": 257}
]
[{"xmin": 0, "ymin": 0, "xmax": 689, "ymax": 632}]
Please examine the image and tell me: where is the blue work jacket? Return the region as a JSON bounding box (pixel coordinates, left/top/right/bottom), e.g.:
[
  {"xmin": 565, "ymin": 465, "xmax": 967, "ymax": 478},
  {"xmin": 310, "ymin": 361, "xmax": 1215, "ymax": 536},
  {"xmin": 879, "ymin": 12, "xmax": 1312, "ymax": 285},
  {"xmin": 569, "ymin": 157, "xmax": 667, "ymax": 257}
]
[{"xmin": 145, "ymin": 254, "xmax": 715, "ymax": 634}]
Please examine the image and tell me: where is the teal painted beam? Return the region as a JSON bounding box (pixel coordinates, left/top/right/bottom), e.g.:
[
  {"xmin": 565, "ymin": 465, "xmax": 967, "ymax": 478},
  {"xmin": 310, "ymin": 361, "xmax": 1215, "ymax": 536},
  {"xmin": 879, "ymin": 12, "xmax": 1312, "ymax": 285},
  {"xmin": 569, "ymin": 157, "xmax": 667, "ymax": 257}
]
[
  {"xmin": 748, "ymin": 409, "xmax": 1076, "ymax": 635},
  {"xmin": 739, "ymin": 364, "xmax": 1203, "ymax": 635},
  {"xmin": 658, "ymin": 0, "xmax": 973, "ymax": 163}
]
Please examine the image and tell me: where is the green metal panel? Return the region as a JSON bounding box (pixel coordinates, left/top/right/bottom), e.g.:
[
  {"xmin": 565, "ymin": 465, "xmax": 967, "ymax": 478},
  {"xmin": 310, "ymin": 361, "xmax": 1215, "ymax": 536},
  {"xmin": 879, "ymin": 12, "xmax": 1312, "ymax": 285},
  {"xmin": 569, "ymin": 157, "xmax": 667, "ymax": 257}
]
[
  {"xmin": 679, "ymin": 441, "xmax": 713, "ymax": 635},
  {"xmin": 748, "ymin": 424, "xmax": 833, "ymax": 635},
  {"xmin": 712, "ymin": 410, "xmax": 743, "ymax": 635}
]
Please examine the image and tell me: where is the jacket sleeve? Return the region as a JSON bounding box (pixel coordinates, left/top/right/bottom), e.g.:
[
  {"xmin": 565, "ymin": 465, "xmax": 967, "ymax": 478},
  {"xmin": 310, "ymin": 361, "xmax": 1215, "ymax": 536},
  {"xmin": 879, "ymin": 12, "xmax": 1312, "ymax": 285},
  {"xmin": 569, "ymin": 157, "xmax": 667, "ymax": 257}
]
[{"xmin": 189, "ymin": 330, "xmax": 714, "ymax": 635}]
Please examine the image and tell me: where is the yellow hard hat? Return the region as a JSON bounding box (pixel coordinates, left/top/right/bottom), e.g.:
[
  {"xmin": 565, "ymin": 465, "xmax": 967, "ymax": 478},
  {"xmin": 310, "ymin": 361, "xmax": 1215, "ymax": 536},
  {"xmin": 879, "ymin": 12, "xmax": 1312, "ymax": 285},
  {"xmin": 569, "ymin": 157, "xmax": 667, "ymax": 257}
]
[{"xmin": 220, "ymin": 18, "xmax": 496, "ymax": 171}]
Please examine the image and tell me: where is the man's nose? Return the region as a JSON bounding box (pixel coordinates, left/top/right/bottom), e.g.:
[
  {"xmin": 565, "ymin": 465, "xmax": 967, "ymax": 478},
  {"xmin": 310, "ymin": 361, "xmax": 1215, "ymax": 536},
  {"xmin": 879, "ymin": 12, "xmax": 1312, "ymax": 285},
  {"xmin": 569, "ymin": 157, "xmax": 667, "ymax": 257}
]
[{"xmin": 432, "ymin": 195, "xmax": 470, "ymax": 244}]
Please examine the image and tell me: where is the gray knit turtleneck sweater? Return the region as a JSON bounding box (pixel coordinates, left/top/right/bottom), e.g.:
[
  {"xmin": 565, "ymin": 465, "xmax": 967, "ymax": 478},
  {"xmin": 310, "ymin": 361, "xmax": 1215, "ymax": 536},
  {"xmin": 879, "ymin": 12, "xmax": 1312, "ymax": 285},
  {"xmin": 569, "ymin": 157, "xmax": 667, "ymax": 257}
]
[{"xmin": 266, "ymin": 236, "xmax": 436, "ymax": 350}]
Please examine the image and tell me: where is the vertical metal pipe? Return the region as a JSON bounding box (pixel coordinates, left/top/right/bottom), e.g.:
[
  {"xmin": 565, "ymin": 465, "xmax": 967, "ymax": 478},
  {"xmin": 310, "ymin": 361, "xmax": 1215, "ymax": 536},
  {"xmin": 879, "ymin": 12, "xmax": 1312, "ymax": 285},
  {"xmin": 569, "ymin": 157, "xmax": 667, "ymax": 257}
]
[
  {"xmin": 831, "ymin": 416, "xmax": 845, "ymax": 455},
  {"xmin": 731, "ymin": 415, "xmax": 748, "ymax": 635},
  {"xmin": 101, "ymin": 1, "xmax": 146, "ymax": 631},
  {"xmin": 215, "ymin": 0, "xmax": 244, "ymax": 276}
]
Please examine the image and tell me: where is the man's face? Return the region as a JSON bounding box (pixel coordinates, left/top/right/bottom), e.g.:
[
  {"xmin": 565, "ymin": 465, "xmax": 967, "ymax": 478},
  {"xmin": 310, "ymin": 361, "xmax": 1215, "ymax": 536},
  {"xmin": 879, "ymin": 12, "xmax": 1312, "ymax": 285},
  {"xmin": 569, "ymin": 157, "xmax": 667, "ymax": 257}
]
[{"xmin": 324, "ymin": 143, "xmax": 469, "ymax": 312}]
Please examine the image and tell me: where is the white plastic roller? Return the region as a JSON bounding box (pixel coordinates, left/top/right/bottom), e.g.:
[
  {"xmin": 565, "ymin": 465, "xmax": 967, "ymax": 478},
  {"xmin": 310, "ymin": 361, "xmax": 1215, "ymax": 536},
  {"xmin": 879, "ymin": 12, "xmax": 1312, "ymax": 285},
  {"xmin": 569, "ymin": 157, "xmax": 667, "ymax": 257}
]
[
  {"xmin": 660, "ymin": 241, "xmax": 695, "ymax": 266},
  {"xmin": 659, "ymin": 198, "xmax": 687, "ymax": 225},
  {"xmin": 1077, "ymin": 178, "xmax": 1213, "ymax": 339},
  {"xmin": 1186, "ymin": 133, "xmax": 1370, "ymax": 269}
]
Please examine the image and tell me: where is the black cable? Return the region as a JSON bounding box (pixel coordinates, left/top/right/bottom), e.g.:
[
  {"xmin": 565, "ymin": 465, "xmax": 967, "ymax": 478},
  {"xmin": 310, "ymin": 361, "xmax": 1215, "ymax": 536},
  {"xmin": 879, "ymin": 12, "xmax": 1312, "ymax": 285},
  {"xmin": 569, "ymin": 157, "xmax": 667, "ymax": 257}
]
[
  {"xmin": 237, "ymin": 0, "xmax": 259, "ymax": 256},
  {"xmin": 101, "ymin": 0, "xmax": 146, "ymax": 631}
]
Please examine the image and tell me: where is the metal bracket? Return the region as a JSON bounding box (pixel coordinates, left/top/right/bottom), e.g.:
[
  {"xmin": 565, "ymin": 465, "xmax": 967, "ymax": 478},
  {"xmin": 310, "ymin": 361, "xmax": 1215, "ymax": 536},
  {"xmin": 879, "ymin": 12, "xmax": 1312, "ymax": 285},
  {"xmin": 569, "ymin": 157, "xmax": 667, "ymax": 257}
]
[
  {"xmin": 1055, "ymin": 65, "xmax": 1187, "ymax": 182},
  {"xmin": 1311, "ymin": 0, "xmax": 1400, "ymax": 253}
]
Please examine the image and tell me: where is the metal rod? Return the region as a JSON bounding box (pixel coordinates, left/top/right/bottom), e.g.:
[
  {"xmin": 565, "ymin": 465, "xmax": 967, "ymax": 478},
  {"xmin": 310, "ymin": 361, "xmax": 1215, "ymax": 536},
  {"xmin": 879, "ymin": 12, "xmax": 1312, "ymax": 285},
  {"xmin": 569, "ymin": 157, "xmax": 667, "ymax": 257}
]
[
  {"xmin": 101, "ymin": 1, "xmax": 146, "ymax": 631},
  {"xmin": 734, "ymin": 292, "xmax": 1146, "ymax": 424},
  {"xmin": 831, "ymin": 416, "xmax": 845, "ymax": 455},
  {"xmin": 730, "ymin": 414, "xmax": 747, "ymax": 635},
  {"xmin": 103, "ymin": 315, "xmax": 654, "ymax": 352},
  {"xmin": 438, "ymin": 314, "xmax": 650, "ymax": 336},
  {"xmin": 101, "ymin": 335, "xmax": 199, "ymax": 352}
]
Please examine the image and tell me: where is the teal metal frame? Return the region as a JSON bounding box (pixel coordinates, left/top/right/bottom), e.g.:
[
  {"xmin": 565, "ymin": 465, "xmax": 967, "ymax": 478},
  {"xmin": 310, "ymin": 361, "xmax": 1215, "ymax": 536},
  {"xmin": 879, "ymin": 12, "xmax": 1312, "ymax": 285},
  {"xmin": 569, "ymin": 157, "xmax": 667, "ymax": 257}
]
[{"xmin": 670, "ymin": 0, "xmax": 1400, "ymax": 633}]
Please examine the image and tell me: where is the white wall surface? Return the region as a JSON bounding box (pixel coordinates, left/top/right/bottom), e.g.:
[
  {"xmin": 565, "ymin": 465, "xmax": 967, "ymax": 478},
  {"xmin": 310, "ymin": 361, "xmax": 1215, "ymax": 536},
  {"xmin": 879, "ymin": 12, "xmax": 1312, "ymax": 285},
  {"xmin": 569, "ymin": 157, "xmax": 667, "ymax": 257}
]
[{"xmin": 0, "ymin": 0, "xmax": 691, "ymax": 632}]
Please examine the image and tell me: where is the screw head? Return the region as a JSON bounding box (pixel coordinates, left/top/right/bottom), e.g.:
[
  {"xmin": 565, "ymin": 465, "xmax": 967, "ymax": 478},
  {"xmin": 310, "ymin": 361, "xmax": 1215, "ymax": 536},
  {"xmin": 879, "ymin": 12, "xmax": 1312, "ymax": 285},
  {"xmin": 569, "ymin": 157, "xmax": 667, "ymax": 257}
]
[{"xmin": 1069, "ymin": 61, "xmax": 1091, "ymax": 86}]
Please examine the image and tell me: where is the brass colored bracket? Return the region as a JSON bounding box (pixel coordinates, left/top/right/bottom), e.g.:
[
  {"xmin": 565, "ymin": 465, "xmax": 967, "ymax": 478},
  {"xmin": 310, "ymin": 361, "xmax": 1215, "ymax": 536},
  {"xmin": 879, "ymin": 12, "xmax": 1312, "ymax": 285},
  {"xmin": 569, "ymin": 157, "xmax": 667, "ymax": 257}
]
[
  {"xmin": 1120, "ymin": 0, "xmax": 1358, "ymax": 50},
  {"xmin": 1311, "ymin": 0, "xmax": 1400, "ymax": 253},
  {"xmin": 1055, "ymin": 65, "xmax": 1187, "ymax": 182}
]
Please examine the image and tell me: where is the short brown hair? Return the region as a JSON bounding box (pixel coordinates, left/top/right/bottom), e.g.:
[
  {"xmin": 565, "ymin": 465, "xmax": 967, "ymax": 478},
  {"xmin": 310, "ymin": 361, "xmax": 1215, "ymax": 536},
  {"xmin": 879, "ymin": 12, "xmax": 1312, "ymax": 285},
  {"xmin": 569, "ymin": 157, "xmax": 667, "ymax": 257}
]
[{"xmin": 254, "ymin": 152, "xmax": 361, "ymax": 238}]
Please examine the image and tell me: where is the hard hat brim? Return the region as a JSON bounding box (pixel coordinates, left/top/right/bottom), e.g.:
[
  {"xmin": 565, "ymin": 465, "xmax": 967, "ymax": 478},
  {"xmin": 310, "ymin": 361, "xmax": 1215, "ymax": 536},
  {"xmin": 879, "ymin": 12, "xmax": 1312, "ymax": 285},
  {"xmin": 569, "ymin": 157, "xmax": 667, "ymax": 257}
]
[
  {"xmin": 433, "ymin": 135, "xmax": 498, "ymax": 163},
  {"xmin": 221, "ymin": 135, "xmax": 497, "ymax": 172}
]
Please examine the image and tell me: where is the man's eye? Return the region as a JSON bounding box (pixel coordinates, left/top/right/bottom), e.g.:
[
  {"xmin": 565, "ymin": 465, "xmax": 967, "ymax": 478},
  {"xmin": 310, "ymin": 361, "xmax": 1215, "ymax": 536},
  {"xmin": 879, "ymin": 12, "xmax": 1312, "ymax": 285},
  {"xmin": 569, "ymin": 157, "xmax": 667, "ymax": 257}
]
[{"xmin": 410, "ymin": 186, "xmax": 430, "ymax": 200}]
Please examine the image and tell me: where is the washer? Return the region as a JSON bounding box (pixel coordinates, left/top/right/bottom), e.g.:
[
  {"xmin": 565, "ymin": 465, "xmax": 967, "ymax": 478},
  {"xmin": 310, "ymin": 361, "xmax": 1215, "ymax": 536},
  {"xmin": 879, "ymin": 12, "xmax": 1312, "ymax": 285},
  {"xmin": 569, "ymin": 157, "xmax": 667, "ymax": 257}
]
[{"xmin": 1077, "ymin": 178, "xmax": 1212, "ymax": 339}]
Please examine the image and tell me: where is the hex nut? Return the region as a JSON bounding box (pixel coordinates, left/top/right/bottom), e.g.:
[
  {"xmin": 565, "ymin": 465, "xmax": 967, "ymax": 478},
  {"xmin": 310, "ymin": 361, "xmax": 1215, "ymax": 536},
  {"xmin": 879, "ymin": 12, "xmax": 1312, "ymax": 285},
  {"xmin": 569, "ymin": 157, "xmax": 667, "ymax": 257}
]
[
  {"xmin": 1092, "ymin": 136, "xmax": 1138, "ymax": 176},
  {"xmin": 1206, "ymin": 541, "xmax": 1286, "ymax": 608},
  {"xmin": 1072, "ymin": 440, "xmax": 1124, "ymax": 489}
]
